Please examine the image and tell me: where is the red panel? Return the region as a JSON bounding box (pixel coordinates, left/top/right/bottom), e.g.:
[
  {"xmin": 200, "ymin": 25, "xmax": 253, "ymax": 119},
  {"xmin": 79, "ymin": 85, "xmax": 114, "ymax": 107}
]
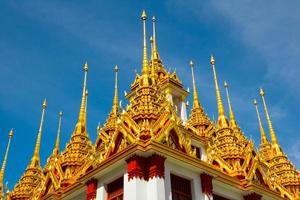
[
  {"xmin": 86, "ymin": 179, "xmax": 98, "ymax": 200},
  {"xmin": 200, "ymin": 173, "xmax": 213, "ymax": 195}
]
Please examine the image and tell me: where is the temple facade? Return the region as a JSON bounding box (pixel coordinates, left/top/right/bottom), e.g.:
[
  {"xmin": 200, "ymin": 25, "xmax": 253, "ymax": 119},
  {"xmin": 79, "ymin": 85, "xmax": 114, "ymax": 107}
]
[{"xmin": 1, "ymin": 10, "xmax": 300, "ymax": 200}]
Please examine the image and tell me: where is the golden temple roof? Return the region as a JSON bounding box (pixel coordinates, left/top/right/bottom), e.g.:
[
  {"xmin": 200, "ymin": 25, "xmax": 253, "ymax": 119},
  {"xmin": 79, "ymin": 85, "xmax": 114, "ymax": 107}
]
[{"xmin": 6, "ymin": 10, "xmax": 300, "ymax": 200}]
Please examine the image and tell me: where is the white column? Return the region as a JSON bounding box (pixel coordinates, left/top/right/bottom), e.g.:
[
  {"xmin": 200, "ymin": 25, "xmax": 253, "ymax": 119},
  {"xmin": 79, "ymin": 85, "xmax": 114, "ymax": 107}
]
[
  {"xmin": 180, "ymin": 101, "xmax": 188, "ymax": 125},
  {"xmin": 96, "ymin": 182, "xmax": 105, "ymax": 200},
  {"xmin": 147, "ymin": 177, "xmax": 166, "ymax": 200},
  {"xmin": 123, "ymin": 173, "xmax": 147, "ymax": 200},
  {"xmin": 164, "ymin": 167, "xmax": 172, "ymax": 200}
]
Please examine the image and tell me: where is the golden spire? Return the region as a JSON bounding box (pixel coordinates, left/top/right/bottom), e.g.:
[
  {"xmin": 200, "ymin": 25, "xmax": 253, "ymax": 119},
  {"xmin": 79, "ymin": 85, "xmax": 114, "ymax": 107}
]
[
  {"xmin": 78, "ymin": 62, "xmax": 88, "ymax": 126},
  {"xmin": 53, "ymin": 111, "xmax": 63, "ymax": 156},
  {"xmin": 152, "ymin": 16, "xmax": 160, "ymax": 60},
  {"xmin": 141, "ymin": 10, "xmax": 149, "ymax": 75},
  {"xmin": 0, "ymin": 129, "xmax": 13, "ymax": 192},
  {"xmin": 150, "ymin": 36, "xmax": 153, "ymax": 60},
  {"xmin": 224, "ymin": 81, "xmax": 237, "ymax": 128},
  {"xmin": 85, "ymin": 89, "xmax": 88, "ymax": 112},
  {"xmin": 260, "ymin": 88, "xmax": 278, "ymax": 145},
  {"xmin": 210, "ymin": 55, "xmax": 228, "ymax": 128},
  {"xmin": 189, "ymin": 60, "xmax": 200, "ymax": 108},
  {"xmin": 112, "ymin": 65, "xmax": 119, "ymax": 114},
  {"xmin": 30, "ymin": 99, "xmax": 47, "ymax": 167},
  {"xmin": 253, "ymin": 99, "xmax": 269, "ymax": 145}
]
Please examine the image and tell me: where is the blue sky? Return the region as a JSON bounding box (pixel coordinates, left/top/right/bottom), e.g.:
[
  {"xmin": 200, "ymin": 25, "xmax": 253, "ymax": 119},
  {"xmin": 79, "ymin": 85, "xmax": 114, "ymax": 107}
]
[{"xmin": 1, "ymin": 1, "xmax": 300, "ymax": 189}]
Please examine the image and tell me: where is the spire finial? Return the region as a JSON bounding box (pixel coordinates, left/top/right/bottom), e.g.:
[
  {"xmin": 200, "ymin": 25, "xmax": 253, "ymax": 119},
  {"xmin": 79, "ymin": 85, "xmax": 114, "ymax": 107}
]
[
  {"xmin": 112, "ymin": 65, "xmax": 119, "ymax": 114},
  {"xmin": 0, "ymin": 129, "xmax": 13, "ymax": 194},
  {"xmin": 224, "ymin": 81, "xmax": 237, "ymax": 128},
  {"xmin": 78, "ymin": 62, "xmax": 88, "ymax": 126},
  {"xmin": 260, "ymin": 88, "xmax": 278, "ymax": 145},
  {"xmin": 152, "ymin": 16, "xmax": 160, "ymax": 61},
  {"xmin": 189, "ymin": 60, "xmax": 200, "ymax": 108},
  {"xmin": 53, "ymin": 111, "xmax": 63, "ymax": 156},
  {"xmin": 141, "ymin": 10, "xmax": 149, "ymax": 75},
  {"xmin": 253, "ymin": 99, "xmax": 269, "ymax": 145},
  {"xmin": 210, "ymin": 55, "xmax": 228, "ymax": 128},
  {"xmin": 31, "ymin": 99, "xmax": 47, "ymax": 167}
]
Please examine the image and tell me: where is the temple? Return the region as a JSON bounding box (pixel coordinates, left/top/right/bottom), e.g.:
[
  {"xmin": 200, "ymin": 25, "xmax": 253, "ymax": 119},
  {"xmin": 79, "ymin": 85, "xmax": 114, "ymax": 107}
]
[{"xmin": 2, "ymin": 10, "xmax": 300, "ymax": 200}]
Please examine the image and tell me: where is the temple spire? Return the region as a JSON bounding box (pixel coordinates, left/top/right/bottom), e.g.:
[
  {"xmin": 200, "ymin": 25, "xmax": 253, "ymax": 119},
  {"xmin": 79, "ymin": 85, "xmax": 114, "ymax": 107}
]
[
  {"xmin": 112, "ymin": 65, "xmax": 119, "ymax": 114},
  {"xmin": 224, "ymin": 81, "xmax": 237, "ymax": 128},
  {"xmin": 253, "ymin": 99, "xmax": 269, "ymax": 145},
  {"xmin": 152, "ymin": 16, "xmax": 160, "ymax": 60},
  {"xmin": 141, "ymin": 10, "xmax": 149, "ymax": 75},
  {"xmin": 78, "ymin": 62, "xmax": 88, "ymax": 127},
  {"xmin": 189, "ymin": 60, "xmax": 200, "ymax": 108},
  {"xmin": 53, "ymin": 111, "xmax": 63, "ymax": 156},
  {"xmin": 30, "ymin": 99, "xmax": 47, "ymax": 167},
  {"xmin": 210, "ymin": 55, "xmax": 228, "ymax": 128},
  {"xmin": 85, "ymin": 89, "xmax": 88, "ymax": 112},
  {"xmin": 260, "ymin": 88, "xmax": 278, "ymax": 145},
  {"xmin": 0, "ymin": 129, "xmax": 13, "ymax": 195}
]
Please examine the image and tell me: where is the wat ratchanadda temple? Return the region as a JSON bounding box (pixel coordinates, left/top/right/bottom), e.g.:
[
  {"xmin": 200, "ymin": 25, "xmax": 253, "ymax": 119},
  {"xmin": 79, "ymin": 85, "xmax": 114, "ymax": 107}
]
[{"xmin": 1, "ymin": 10, "xmax": 299, "ymax": 200}]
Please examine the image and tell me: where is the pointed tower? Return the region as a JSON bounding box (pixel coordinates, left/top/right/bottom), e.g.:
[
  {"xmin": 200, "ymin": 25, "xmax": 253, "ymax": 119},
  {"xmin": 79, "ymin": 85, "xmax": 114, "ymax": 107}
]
[
  {"xmin": 253, "ymin": 99, "xmax": 272, "ymax": 162},
  {"xmin": 0, "ymin": 129, "xmax": 13, "ymax": 199},
  {"xmin": 102, "ymin": 65, "xmax": 120, "ymax": 133},
  {"xmin": 208, "ymin": 56, "xmax": 246, "ymax": 175},
  {"xmin": 60, "ymin": 62, "xmax": 94, "ymax": 181},
  {"xmin": 253, "ymin": 99, "xmax": 269, "ymax": 146},
  {"xmin": 259, "ymin": 88, "xmax": 278, "ymax": 148},
  {"xmin": 210, "ymin": 55, "xmax": 229, "ymax": 128},
  {"xmin": 187, "ymin": 60, "xmax": 211, "ymax": 137},
  {"xmin": 223, "ymin": 81, "xmax": 238, "ymax": 129},
  {"xmin": 10, "ymin": 99, "xmax": 47, "ymax": 199},
  {"xmin": 259, "ymin": 88, "xmax": 300, "ymax": 197},
  {"xmin": 44, "ymin": 111, "xmax": 63, "ymax": 173}
]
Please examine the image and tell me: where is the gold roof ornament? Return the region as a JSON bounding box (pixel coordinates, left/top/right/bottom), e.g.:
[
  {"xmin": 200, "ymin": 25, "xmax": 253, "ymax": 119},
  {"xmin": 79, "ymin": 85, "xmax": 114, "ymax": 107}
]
[
  {"xmin": 187, "ymin": 60, "xmax": 211, "ymax": 137},
  {"xmin": 10, "ymin": 99, "xmax": 46, "ymax": 199},
  {"xmin": 224, "ymin": 81, "xmax": 238, "ymax": 129},
  {"xmin": 0, "ymin": 129, "xmax": 13, "ymax": 199},
  {"xmin": 141, "ymin": 10, "xmax": 149, "ymax": 75},
  {"xmin": 190, "ymin": 60, "xmax": 200, "ymax": 109},
  {"xmin": 53, "ymin": 111, "xmax": 63, "ymax": 157},
  {"xmin": 210, "ymin": 55, "xmax": 229, "ymax": 128},
  {"xmin": 113, "ymin": 65, "xmax": 119, "ymax": 115},
  {"xmin": 253, "ymin": 99, "xmax": 269, "ymax": 146},
  {"xmin": 151, "ymin": 16, "xmax": 160, "ymax": 61},
  {"xmin": 259, "ymin": 88, "xmax": 278, "ymax": 146},
  {"xmin": 59, "ymin": 63, "xmax": 94, "ymax": 181}
]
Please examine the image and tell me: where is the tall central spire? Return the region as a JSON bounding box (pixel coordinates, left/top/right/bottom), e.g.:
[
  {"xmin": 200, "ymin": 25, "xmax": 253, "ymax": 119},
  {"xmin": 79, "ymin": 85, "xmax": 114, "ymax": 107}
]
[
  {"xmin": 210, "ymin": 55, "xmax": 228, "ymax": 128},
  {"xmin": 0, "ymin": 129, "xmax": 13, "ymax": 197},
  {"xmin": 189, "ymin": 60, "xmax": 200, "ymax": 108},
  {"xmin": 260, "ymin": 88, "xmax": 278, "ymax": 145},
  {"xmin": 78, "ymin": 62, "xmax": 88, "ymax": 128},
  {"xmin": 30, "ymin": 99, "xmax": 47, "ymax": 167},
  {"xmin": 152, "ymin": 16, "xmax": 160, "ymax": 61},
  {"xmin": 53, "ymin": 111, "xmax": 63, "ymax": 156},
  {"xmin": 224, "ymin": 81, "xmax": 237, "ymax": 128},
  {"xmin": 141, "ymin": 10, "xmax": 149, "ymax": 75},
  {"xmin": 112, "ymin": 65, "xmax": 119, "ymax": 114},
  {"xmin": 253, "ymin": 99, "xmax": 269, "ymax": 145}
]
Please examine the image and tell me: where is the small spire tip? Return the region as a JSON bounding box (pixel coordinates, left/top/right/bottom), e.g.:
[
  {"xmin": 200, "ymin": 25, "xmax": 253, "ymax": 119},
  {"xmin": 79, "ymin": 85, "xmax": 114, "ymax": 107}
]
[
  {"xmin": 141, "ymin": 10, "xmax": 147, "ymax": 20},
  {"xmin": 210, "ymin": 55, "xmax": 215, "ymax": 65}
]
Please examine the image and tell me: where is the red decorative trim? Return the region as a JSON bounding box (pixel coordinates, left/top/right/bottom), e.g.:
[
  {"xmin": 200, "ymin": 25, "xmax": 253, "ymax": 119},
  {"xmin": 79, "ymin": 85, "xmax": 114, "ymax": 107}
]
[
  {"xmin": 148, "ymin": 154, "xmax": 166, "ymax": 179},
  {"xmin": 200, "ymin": 173, "xmax": 213, "ymax": 195},
  {"xmin": 244, "ymin": 193, "xmax": 262, "ymax": 200},
  {"xmin": 126, "ymin": 155, "xmax": 147, "ymax": 181},
  {"xmin": 126, "ymin": 154, "xmax": 166, "ymax": 181},
  {"xmin": 86, "ymin": 179, "xmax": 98, "ymax": 200}
]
